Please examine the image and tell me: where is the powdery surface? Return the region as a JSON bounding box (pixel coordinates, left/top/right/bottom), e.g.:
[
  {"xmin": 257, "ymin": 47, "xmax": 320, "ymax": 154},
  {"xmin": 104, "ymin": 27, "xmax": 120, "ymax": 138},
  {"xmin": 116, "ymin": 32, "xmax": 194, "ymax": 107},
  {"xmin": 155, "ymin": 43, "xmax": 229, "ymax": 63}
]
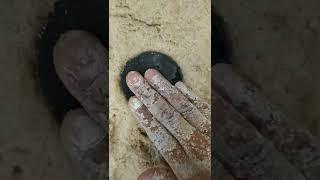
[
  {"xmin": 216, "ymin": 0, "xmax": 320, "ymax": 136},
  {"xmin": 0, "ymin": 0, "xmax": 81, "ymax": 179},
  {"xmin": 109, "ymin": 0, "xmax": 211, "ymax": 179}
]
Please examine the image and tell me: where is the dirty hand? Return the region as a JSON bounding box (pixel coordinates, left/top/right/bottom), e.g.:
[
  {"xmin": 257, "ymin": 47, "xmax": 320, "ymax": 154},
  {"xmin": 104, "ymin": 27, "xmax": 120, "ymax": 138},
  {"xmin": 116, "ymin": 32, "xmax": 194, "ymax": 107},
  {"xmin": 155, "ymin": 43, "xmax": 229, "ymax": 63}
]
[{"xmin": 126, "ymin": 69, "xmax": 211, "ymax": 180}]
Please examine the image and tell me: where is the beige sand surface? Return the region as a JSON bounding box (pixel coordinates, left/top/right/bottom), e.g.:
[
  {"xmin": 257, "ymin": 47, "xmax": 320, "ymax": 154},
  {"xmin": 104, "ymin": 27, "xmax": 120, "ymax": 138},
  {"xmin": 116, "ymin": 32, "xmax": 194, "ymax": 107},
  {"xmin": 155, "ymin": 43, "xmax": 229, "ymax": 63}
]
[
  {"xmin": 0, "ymin": 0, "xmax": 81, "ymax": 179},
  {"xmin": 216, "ymin": 0, "xmax": 320, "ymax": 136},
  {"xmin": 109, "ymin": 0, "xmax": 211, "ymax": 179}
]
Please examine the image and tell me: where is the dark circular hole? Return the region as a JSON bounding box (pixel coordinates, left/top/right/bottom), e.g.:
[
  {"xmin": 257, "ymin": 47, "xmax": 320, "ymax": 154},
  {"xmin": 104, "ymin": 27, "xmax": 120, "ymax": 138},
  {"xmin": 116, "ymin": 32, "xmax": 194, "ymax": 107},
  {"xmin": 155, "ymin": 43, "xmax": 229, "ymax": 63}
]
[{"xmin": 120, "ymin": 51, "xmax": 183, "ymax": 99}]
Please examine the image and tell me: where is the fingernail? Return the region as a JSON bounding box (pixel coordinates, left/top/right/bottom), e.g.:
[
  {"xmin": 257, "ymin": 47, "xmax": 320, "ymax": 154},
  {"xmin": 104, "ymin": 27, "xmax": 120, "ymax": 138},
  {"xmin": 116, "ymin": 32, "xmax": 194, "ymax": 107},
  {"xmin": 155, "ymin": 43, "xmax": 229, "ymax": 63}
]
[
  {"xmin": 126, "ymin": 71, "xmax": 143, "ymax": 88},
  {"xmin": 144, "ymin": 68, "xmax": 159, "ymax": 80},
  {"xmin": 129, "ymin": 96, "xmax": 143, "ymax": 110},
  {"xmin": 174, "ymin": 81, "xmax": 183, "ymax": 87}
]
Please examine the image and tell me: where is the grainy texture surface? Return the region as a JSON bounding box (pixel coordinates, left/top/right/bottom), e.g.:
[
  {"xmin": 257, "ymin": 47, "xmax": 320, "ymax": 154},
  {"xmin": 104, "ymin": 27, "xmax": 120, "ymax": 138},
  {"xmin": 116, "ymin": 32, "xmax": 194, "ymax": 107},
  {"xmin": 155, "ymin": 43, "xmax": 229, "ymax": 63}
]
[
  {"xmin": 215, "ymin": 0, "xmax": 320, "ymax": 136},
  {"xmin": 213, "ymin": 64, "xmax": 320, "ymax": 180},
  {"xmin": 212, "ymin": 158, "xmax": 235, "ymax": 180},
  {"xmin": 0, "ymin": 0, "xmax": 81, "ymax": 179},
  {"xmin": 213, "ymin": 90, "xmax": 306, "ymax": 180},
  {"xmin": 120, "ymin": 51, "xmax": 182, "ymax": 99},
  {"xmin": 109, "ymin": 0, "xmax": 211, "ymax": 179}
]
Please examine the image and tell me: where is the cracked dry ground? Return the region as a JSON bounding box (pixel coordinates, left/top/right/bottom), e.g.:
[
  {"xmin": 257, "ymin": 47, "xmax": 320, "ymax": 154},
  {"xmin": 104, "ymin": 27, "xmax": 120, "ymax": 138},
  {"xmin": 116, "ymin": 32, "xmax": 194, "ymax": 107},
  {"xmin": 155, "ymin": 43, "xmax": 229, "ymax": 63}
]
[{"xmin": 110, "ymin": 14, "xmax": 161, "ymax": 28}]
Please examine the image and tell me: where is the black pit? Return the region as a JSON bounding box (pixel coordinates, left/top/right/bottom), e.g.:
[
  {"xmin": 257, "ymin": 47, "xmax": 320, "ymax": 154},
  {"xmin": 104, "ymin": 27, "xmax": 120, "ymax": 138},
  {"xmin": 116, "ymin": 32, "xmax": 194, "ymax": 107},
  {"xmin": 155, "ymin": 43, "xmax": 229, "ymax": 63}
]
[
  {"xmin": 213, "ymin": 12, "xmax": 232, "ymax": 65},
  {"xmin": 120, "ymin": 51, "xmax": 183, "ymax": 99}
]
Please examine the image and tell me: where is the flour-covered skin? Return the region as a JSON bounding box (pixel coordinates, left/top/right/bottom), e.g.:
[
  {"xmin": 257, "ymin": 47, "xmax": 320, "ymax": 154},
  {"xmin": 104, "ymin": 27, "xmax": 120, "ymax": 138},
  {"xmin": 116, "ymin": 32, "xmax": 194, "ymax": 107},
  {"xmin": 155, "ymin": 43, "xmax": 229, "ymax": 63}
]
[
  {"xmin": 54, "ymin": 31, "xmax": 108, "ymax": 180},
  {"xmin": 213, "ymin": 64, "xmax": 320, "ymax": 180},
  {"xmin": 175, "ymin": 82, "xmax": 211, "ymax": 120},
  {"xmin": 129, "ymin": 97, "xmax": 196, "ymax": 180},
  {"xmin": 145, "ymin": 69, "xmax": 211, "ymax": 137},
  {"xmin": 138, "ymin": 166, "xmax": 177, "ymax": 180},
  {"xmin": 54, "ymin": 30, "xmax": 108, "ymax": 130},
  {"xmin": 126, "ymin": 70, "xmax": 211, "ymax": 180}
]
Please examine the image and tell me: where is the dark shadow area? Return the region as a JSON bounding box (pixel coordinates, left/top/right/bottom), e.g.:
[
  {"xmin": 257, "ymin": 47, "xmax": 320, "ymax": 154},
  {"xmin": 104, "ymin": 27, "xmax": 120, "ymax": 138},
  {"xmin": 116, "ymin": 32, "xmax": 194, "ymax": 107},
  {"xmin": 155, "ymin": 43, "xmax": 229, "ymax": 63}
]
[
  {"xmin": 212, "ymin": 11, "xmax": 232, "ymax": 65},
  {"xmin": 36, "ymin": 0, "xmax": 108, "ymax": 122},
  {"xmin": 213, "ymin": 1, "xmax": 320, "ymax": 179},
  {"xmin": 120, "ymin": 51, "xmax": 183, "ymax": 99}
]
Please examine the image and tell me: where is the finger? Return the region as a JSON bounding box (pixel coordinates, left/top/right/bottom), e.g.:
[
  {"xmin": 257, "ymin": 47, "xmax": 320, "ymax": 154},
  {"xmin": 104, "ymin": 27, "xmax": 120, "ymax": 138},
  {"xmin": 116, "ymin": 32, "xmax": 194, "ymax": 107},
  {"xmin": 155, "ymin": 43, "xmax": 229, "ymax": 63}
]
[
  {"xmin": 126, "ymin": 71, "xmax": 195, "ymax": 144},
  {"xmin": 213, "ymin": 64, "xmax": 320, "ymax": 180},
  {"xmin": 138, "ymin": 166, "xmax": 177, "ymax": 180},
  {"xmin": 126, "ymin": 73, "xmax": 210, "ymax": 171},
  {"xmin": 138, "ymin": 166, "xmax": 210, "ymax": 180},
  {"xmin": 61, "ymin": 109, "xmax": 107, "ymax": 180},
  {"xmin": 128, "ymin": 97, "xmax": 196, "ymax": 180},
  {"xmin": 175, "ymin": 81, "xmax": 211, "ymax": 120},
  {"xmin": 212, "ymin": 89, "xmax": 306, "ymax": 180},
  {"xmin": 53, "ymin": 30, "xmax": 107, "ymax": 130},
  {"xmin": 144, "ymin": 69, "xmax": 210, "ymax": 136}
]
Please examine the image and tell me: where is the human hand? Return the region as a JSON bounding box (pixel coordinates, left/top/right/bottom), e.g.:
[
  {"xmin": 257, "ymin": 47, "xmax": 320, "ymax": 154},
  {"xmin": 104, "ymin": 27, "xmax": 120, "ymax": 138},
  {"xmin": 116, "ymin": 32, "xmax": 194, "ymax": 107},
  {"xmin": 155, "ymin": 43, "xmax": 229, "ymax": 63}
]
[
  {"xmin": 212, "ymin": 64, "xmax": 320, "ymax": 180},
  {"xmin": 126, "ymin": 69, "xmax": 211, "ymax": 180}
]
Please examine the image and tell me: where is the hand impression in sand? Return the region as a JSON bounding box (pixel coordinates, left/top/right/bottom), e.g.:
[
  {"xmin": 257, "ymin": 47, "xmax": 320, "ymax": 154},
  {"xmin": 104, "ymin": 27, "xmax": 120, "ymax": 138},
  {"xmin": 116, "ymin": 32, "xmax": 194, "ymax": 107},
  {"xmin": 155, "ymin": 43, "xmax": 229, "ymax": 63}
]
[{"xmin": 126, "ymin": 69, "xmax": 211, "ymax": 180}]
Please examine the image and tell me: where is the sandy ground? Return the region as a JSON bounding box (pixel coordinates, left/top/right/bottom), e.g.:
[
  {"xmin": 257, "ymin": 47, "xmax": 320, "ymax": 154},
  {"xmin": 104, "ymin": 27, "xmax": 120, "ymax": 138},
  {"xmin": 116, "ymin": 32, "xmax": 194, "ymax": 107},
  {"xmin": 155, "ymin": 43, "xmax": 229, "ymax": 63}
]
[
  {"xmin": 109, "ymin": 0, "xmax": 211, "ymax": 179},
  {"xmin": 215, "ymin": 0, "xmax": 320, "ymax": 136},
  {"xmin": 0, "ymin": 0, "xmax": 81, "ymax": 179},
  {"xmin": 4, "ymin": 0, "xmax": 318, "ymax": 179}
]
